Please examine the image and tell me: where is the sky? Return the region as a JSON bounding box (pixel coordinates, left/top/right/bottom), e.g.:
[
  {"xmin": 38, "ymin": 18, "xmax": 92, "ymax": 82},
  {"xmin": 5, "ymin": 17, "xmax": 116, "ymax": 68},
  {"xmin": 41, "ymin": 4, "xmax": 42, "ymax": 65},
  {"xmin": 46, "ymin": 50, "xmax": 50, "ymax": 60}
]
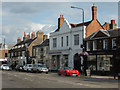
[{"xmin": 1, "ymin": 1, "xmax": 119, "ymax": 44}]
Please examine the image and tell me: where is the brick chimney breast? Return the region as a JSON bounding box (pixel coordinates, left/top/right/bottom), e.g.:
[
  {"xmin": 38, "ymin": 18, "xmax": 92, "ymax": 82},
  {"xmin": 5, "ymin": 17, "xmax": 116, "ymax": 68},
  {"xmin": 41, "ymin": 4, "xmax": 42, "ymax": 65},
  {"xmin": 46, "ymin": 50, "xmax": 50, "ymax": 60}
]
[
  {"xmin": 111, "ymin": 20, "xmax": 115, "ymax": 24},
  {"xmin": 110, "ymin": 20, "xmax": 117, "ymax": 29},
  {"xmin": 36, "ymin": 30, "xmax": 43, "ymax": 37},
  {"xmin": 31, "ymin": 31, "xmax": 35, "ymax": 39},
  {"xmin": 43, "ymin": 35, "xmax": 48, "ymax": 41},
  {"xmin": 17, "ymin": 37, "xmax": 21, "ymax": 44},
  {"xmin": 92, "ymin": 3, "xmax": 97, "ymax": 20},
  {"xmin": 58, "ymin": 14, "xmax": 64, "ymax": 30}
]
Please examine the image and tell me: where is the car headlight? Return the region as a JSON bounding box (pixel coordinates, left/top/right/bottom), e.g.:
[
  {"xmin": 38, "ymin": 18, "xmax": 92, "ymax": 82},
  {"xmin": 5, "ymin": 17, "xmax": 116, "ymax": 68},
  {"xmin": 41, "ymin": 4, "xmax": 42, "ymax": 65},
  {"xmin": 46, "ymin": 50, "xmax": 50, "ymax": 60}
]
[{"xmin": 67, "ymin": 70, "xmax": 70, "ymax": 72}]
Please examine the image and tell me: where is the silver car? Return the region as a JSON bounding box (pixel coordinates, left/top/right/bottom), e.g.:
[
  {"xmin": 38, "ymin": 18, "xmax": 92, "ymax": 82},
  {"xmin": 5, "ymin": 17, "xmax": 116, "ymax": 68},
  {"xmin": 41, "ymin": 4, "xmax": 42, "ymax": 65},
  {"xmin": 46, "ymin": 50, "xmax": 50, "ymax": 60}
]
[
  {"xmin": 32, "ymin": 64, "xmax": 48, "ymax": 74},
  {"xmin": 1, "ymin": 64, "xmax": 10, "ymax": 70},
  {"xmin": 23, "ymin": 64, "xmax": 33, "ymax": 72}
]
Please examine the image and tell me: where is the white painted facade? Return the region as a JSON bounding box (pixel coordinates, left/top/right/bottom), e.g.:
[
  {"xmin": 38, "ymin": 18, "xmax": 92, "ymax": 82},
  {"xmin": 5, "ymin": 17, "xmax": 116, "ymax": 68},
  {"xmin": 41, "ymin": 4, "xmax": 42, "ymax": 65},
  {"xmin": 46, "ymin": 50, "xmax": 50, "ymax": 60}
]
[{"xmin": 49, "ymin": 20, "xmax": 86, "ymax": 70}]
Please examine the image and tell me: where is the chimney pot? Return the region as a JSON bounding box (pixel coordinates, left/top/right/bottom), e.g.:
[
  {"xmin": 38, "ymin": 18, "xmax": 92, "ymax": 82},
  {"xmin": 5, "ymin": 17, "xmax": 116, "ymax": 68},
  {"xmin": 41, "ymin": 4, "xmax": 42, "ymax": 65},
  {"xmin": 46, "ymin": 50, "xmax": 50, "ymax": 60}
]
[{"xmin": 111, "ymin": 20, "xmax": 115, "ymax": 24}]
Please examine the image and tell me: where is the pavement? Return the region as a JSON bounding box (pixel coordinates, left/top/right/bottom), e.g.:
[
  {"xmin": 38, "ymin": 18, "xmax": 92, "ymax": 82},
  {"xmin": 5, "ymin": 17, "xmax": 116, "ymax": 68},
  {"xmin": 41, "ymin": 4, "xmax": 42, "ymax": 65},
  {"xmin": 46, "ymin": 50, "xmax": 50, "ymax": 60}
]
[{"xmin": 80, "ymin": 75, "xmax": 118, "ymax": 79}]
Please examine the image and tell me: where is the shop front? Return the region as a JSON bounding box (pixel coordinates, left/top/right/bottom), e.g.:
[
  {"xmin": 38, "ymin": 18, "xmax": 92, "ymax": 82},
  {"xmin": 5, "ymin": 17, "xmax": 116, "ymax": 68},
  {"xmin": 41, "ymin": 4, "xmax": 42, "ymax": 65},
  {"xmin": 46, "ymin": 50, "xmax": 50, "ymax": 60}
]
[{"xmin": 87, "ymin": 51, "xmax": 115, "ymax": 76}]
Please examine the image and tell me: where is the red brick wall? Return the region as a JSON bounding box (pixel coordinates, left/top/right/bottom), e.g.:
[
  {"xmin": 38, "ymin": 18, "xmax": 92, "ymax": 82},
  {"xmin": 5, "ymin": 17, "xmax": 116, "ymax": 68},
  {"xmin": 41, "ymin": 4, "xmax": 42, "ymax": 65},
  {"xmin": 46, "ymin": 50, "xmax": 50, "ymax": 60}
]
[
  {"xmin": 0, "ymin": 49, "xmax": 8, "ymax": 59},
  {"xmin": 85, "ymin": 20, "xmax": 103, "ymax": 37}
]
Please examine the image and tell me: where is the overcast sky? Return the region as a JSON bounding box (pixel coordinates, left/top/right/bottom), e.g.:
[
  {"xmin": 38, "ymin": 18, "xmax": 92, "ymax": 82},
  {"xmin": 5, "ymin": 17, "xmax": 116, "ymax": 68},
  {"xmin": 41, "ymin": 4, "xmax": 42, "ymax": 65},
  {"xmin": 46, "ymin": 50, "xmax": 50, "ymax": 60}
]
[{"xmin": 1, "ymin": 2, "xmax": 118, "ymax": 44}]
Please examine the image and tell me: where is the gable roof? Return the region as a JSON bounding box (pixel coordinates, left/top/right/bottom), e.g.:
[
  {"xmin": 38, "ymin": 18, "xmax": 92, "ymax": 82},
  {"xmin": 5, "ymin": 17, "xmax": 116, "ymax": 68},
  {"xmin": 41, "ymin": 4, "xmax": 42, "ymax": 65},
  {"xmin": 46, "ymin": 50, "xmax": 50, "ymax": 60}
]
[
  {"xmin": 55, "ymin": 20, "xmax": 91, "ymax": 32},
  {"xmin": 86, "ymin": 29, "xmax": 110, "ymax": 40},
  {"xmin": 55, "ymin": 18, "xmax": 104, "ymax": 32},
  {"xmin": 33, "ymin": 39, "xmax": 49, "ymax": 48},
  {"xmin": 14, "ymin": 37, "xmax": 37, "ymax": 47},
  {"xmin": 85, "ymin": 28, "xmax": 120, "ymax": 40},
  {"xmin": 70, "ymin": 21, "xmax": 92, "ymax": 28}
]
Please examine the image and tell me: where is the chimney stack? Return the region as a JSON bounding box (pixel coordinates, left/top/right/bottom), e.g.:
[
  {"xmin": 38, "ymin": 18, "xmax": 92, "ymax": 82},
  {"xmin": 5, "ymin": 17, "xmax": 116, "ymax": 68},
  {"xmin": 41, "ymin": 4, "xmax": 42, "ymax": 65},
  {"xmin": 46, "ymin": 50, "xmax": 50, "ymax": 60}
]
[
  {"xmin": 27, "ymin": 32, "xmax": 30, "ymax": 39},
  {"xmin": 110, "ymin": 20, "xmax": 117, "ymax": 29},
  {"xmin": 103, "ymin": 22, "xmax": 110, "ymax": 30},
  {"xmin": 43, "ymin": 35, "xmax": 48, "ymax": 41},
  {"xmin": 31, "ymin": 31, "xmax": 35, "ymax": 39},
  {"xmin": 17, "ymin": 37, "xmax": 21, "ymax": 44},
  {"xmin": 23, "ymin": 32, "xmax": 27, "ymax": 41},
  {"xmin": 36, "ymin": 31, "xmax": 43, "ymax": 41},
  {"xmin": 92, "ymin": 3, "xmax": 97, "ymax": 20},
  {"xmin": 58, "ymin": 15, "xmax": 64, "ymax": 30}
]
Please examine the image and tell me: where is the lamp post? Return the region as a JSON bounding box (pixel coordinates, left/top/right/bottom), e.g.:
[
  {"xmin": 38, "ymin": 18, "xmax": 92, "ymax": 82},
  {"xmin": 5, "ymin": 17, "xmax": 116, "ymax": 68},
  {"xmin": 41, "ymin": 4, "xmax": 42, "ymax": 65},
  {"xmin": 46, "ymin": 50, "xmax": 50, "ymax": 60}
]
[
  {"xmin": 71, "ymin": 6, "xmax": 84, "ymax": 49},
  {"xmin": 71, "ymin": 6, "xmax": 88, "ymax": 76}
]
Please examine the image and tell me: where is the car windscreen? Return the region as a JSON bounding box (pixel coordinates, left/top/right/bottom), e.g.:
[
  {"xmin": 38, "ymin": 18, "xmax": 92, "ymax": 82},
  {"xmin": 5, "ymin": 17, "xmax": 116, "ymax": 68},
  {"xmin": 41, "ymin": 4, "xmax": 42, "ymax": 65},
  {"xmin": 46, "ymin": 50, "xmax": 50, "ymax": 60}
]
[
  {"xmin": 42, "ymin": 65, "xmax": 46, "ymax": 68},
  {"xmin": 64, "ymin": 67, "xmax": 73, "ymax": 70},
  {"xmin": 38, "ymin": 65, "xmax": 42, "ymax": 67},
  {"xmin": 28, "ymin": 65, "xmax": 32, "ymax": 67},
  {"xmin": 3, "ymin": 65, "xmax": 8, "ymax": 66}
]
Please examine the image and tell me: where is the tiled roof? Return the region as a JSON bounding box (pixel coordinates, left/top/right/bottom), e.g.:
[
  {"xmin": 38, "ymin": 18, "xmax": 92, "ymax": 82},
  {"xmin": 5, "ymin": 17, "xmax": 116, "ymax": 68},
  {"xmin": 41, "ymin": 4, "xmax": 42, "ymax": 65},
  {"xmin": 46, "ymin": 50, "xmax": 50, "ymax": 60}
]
[
  {"xmin": 33, "ymin": 39, "xmax": 49, "ymax": 48},
  {"xmin": 70, "ymin": 21, "xmax": 92, "ymax": 28},
  {"xmin": 55, "ymin": 20, "xmax": 91, "ymax": 32},
  {"xmin": 108, "ymin": 28, "xmax": 120, "ymax": 37},
  {"xmin": 85, "ymin": 28, "xmax": 120, "ymax": 40},
  {"xmin": 14, "ymin": 37, "xmax": 37, "ymax": 47}
]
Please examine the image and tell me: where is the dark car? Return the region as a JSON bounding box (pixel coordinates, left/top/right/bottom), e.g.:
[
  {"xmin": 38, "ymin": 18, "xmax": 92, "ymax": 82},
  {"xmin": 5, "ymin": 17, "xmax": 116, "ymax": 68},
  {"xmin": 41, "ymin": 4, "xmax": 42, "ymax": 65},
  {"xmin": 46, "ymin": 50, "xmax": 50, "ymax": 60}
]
[{"xmin": 15, "ymin": 65, "xmax": 24, "ymax": 72}]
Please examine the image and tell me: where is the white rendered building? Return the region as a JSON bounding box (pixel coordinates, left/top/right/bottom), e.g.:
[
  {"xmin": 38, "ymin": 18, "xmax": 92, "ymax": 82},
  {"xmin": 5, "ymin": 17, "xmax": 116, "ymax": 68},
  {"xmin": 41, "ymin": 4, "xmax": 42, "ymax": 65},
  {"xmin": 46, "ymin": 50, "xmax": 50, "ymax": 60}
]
[{"xmin": 49, "ymin": 15, "xmax": 86, "ymax": 71}]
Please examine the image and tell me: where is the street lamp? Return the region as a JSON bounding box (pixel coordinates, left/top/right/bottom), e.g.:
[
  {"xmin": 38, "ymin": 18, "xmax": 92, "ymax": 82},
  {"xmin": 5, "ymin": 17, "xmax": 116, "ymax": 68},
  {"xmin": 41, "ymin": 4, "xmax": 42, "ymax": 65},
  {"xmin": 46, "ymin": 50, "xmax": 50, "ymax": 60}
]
[
  {"xmin": 71, "ymin": 6, "xmax": 85, "ymax": 49},
  {"xmin": 71, "ymin": 6, "xmax": 88, "ymax": 76}
]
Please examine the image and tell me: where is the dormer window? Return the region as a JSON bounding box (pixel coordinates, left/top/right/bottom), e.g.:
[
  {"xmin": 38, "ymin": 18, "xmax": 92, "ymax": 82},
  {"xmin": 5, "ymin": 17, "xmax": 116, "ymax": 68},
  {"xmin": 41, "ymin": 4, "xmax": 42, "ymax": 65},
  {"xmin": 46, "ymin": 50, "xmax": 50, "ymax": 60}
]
[{"xmin": 112, "ymin": 38, "xmax": 117, "ymax": 49}]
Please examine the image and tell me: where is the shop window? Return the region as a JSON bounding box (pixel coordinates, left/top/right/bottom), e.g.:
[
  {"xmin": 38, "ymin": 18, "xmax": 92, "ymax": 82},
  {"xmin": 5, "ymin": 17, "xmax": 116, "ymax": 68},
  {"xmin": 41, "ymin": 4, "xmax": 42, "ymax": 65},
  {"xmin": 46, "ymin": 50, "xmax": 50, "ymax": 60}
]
[
  {"xmin": 88, "ymin": 55, "xmax": 96, "ymax": 71},
  {"xmin": 97, "ymin": 55, "xmax": 113, "ymax": 71}
]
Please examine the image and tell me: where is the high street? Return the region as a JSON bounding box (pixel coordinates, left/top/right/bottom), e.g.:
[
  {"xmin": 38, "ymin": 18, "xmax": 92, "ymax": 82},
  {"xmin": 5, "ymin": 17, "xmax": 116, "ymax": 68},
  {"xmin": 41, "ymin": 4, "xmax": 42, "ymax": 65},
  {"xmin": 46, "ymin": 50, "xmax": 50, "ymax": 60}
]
[{"xmin": 2, "ymin": 70, "xmax": 118, "ymax": 88}]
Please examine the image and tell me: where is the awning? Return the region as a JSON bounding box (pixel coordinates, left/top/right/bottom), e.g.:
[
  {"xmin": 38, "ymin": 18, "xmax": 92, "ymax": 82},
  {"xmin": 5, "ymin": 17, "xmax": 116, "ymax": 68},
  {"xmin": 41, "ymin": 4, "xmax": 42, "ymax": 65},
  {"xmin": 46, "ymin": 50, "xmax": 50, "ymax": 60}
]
[{"xmin": 0, "ymin": 59, "xmax": 7, "ymax": 62}]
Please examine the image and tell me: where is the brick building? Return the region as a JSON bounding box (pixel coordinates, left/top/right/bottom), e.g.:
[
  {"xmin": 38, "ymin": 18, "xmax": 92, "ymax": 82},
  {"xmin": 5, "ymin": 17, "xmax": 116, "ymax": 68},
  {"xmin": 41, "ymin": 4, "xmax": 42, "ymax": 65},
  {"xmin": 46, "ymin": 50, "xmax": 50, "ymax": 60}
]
[
  {"xmin": 0, "ymin": 43, "xmax": 8, "ymax": 65},
  {"xmin": 84, "ymin": 28, "xmax": 120, "ymax": 76},
  {"xmin": 32, "ymin": 39, "xmax": 50, "ymax": 68},
  {"xmin": 49, "ymin": 4, "xmax": 114, "ymax": 71},
  {"xmin": 9, "ymin": 31, "xmax": 47, "ymax": 67}
]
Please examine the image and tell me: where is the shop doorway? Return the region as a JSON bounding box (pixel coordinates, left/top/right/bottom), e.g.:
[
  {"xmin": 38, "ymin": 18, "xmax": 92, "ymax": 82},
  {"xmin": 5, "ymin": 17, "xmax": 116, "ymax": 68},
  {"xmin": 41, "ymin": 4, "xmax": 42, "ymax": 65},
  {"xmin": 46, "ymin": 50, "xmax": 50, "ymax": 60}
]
[{"xmin": 74, "ymin": 53, "xmax": 82, "ymax": 73}]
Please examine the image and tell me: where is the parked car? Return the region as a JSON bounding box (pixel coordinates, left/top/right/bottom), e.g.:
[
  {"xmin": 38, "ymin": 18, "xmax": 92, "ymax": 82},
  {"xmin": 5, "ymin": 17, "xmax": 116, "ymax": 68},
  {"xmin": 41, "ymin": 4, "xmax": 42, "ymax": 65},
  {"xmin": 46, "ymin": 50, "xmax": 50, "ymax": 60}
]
[
  {"xmin": 40, "ymin": 64, "xmax": 49, "ymax": 74},
  {"xmin": 58, "ymin": 67, "xmax": 79, "ymax": 76},
  {"xmin": 15, "ymin": 65, "xmax": 24, "ymax": 72},
  {"xmin": 0, "ymin": 64, "xmax": 10, "ymax": 71},
  {"xmin": 23, "ymin": 64, "xmax": 33, "ymax": 72},
  {"xmin": 32, "ymin": 64, "xmax": 48, "ymax": 74}
]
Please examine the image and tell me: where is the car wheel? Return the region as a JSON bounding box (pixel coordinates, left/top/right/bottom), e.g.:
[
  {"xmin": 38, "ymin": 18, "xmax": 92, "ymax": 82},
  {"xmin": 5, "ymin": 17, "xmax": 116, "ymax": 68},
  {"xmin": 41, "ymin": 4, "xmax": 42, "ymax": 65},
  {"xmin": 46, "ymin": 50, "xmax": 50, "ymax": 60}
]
[
  {"xmin": 31, "ymin": 69, "xmax": 33, "ymax": 73},
  {"xmin": 58, "ymin": 73, "xmax": 61, "ymax": 76},
  {"xmin": 37, "ymin": 69, "xmax": 39, "ymax": 73},
  {"xmin": 27, "ymin": 69, "xmax": 29, "ymax": 72},
  {"xmin": 46, "ymin": 72, "xmax": 48, "ymax": 74}
]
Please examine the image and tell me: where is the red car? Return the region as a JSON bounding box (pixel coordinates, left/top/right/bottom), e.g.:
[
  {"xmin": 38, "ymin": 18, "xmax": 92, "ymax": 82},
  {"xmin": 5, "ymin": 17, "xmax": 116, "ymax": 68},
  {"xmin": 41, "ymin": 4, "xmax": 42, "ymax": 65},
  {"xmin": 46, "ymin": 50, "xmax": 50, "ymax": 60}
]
[{"xmin": 58, "ymin": 67, "xmax": 79, "ymax": 76}]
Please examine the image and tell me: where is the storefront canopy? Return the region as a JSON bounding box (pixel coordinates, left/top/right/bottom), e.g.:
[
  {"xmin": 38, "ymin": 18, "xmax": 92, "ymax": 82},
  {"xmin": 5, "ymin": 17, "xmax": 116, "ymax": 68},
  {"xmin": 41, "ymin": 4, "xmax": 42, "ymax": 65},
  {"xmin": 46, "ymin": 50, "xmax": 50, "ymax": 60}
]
[{"xmin": 0, "ymin": 59, "xmax": 7, "ymax": 62}]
